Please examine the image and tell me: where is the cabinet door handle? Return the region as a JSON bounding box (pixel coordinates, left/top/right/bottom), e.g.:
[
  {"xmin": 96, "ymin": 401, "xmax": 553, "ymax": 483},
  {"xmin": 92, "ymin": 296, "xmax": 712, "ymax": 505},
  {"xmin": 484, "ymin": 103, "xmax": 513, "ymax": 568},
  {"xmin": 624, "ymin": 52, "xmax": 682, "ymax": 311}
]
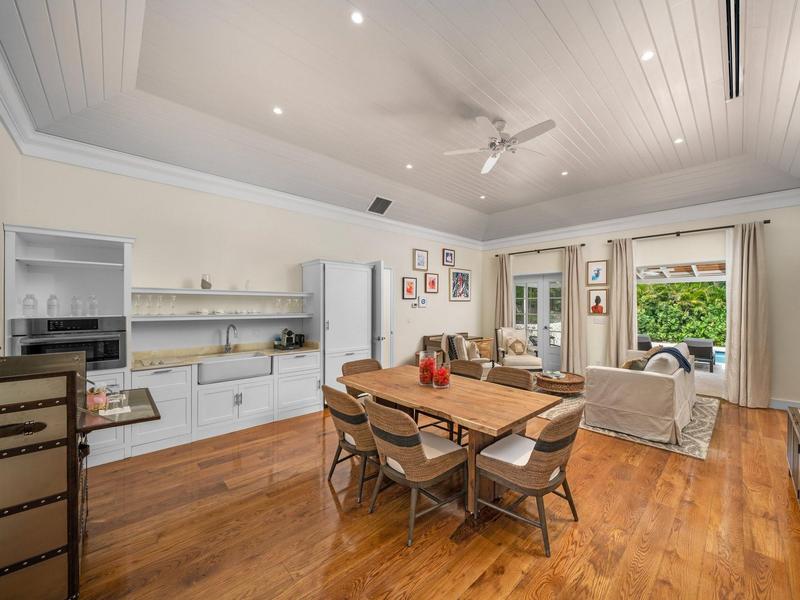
[
  {"xmin": 317, "ymin": 379, "xmax": 321, "ymax": 390},
  {"xmin": 325, "ymin": 320, "xmax": 330, "ymax": 330}
]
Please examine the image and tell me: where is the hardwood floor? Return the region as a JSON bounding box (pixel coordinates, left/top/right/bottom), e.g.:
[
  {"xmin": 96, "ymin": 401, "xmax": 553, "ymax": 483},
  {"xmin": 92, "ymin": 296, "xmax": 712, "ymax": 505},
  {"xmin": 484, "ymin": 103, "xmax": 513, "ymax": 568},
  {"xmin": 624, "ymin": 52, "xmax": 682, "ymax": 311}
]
[{"xmin": 80, "ymin": 402, "xmax": 800, "ymax": 599}]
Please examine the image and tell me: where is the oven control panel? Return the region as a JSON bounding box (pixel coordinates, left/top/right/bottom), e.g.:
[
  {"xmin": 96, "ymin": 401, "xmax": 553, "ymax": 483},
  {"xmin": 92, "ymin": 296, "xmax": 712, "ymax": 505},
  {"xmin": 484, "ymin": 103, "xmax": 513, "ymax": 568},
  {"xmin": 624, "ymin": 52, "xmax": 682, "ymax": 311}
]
[{"xmin": 47, "ymin": 318, "xmax": 100, "ymax": 332}]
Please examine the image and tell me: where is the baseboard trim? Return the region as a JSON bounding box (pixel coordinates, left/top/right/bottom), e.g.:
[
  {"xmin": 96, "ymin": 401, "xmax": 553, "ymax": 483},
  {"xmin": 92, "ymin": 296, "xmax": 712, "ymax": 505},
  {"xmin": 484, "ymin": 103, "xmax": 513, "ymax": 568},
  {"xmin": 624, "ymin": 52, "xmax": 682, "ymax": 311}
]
[{"xmin": 770, "ymin": 398, "xmax": 800, "ymax": 410}]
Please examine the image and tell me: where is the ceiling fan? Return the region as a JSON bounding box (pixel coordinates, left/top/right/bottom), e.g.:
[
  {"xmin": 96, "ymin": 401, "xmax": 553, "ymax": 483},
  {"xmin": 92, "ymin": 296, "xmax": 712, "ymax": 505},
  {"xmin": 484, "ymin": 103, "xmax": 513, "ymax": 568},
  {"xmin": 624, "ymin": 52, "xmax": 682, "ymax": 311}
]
[{"xmin": 444, "ymin": 116, "xmax": 556, "ymax": 174}]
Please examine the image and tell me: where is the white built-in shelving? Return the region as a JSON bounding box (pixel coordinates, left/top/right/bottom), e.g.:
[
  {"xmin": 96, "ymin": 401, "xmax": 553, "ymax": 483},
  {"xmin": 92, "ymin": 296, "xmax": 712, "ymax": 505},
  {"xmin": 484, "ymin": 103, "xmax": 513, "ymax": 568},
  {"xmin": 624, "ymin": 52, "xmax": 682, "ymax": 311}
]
[
  {"xmin": 16, "ymin": 257, "xmax": 124, "ymax": 270},
  {"xmin": 131, "ymin": 287, "xmax": 312, "ymax": 298},
  {"xmin": 130, "ymin": 313, "xmax": 312, "ymax": 322}
]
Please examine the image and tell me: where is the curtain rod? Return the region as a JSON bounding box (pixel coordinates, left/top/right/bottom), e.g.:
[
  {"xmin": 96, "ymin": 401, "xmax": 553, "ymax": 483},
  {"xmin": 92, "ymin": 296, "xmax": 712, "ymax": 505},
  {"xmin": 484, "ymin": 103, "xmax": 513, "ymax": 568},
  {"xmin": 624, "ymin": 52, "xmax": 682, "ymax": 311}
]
[
  {"xmin": 495, "ymin": 242, "xmax": 586, "ymax": 258},
  {"xmin": 606, "ymin": 220, "xmax": 771, "ymax": 244}
]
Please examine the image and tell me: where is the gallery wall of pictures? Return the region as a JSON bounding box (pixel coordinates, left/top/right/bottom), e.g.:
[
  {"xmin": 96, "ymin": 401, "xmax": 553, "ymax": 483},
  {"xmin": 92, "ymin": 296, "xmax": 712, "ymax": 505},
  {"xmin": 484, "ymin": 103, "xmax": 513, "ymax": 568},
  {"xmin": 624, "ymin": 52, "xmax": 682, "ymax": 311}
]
[{"xmin": 403, "ymin": 247, "xmax": 471, "ymax": 303}]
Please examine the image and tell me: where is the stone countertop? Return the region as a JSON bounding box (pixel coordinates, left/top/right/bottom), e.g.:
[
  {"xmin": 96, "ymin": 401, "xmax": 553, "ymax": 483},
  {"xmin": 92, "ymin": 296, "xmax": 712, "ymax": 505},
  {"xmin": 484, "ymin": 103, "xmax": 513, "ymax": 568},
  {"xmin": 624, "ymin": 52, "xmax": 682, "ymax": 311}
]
[{"xmin": 132, "ymin": 342, "xmax": 319, "ymax": 371}]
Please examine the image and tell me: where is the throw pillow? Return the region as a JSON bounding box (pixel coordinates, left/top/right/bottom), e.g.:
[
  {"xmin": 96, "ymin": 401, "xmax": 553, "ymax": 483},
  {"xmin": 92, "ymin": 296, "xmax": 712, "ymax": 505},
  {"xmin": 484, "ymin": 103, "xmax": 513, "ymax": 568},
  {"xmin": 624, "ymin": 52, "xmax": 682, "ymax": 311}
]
[
  {"xmin": 642, "ymin": 345, "xmax": 664, "ymax": 360},
  {"xmin": 467, "ymin": 341, "xmax": 481, "ymax": 360},
  {"xmin": 453, "ymin": 335, "xmax": 470, "ymax": 360},
  {"xmin": 621, "ymin": 357, "xmax": 646, "ymax": 370},
  {"xmin": 507, "ymin": 339, "xmax": 526, "ymax": 355},
  {"xmin": 644, "ymin": 353, "xmax": 680, "ymax": 375}
]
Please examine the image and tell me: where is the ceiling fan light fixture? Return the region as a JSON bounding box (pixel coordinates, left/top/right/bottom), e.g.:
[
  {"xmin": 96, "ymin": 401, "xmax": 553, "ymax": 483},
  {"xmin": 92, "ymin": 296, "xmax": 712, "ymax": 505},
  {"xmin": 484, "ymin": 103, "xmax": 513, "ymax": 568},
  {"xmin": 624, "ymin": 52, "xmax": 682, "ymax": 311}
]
[
  {"xmin": 350, "ymin": 10, "xmax": 364, "ymax": 24},
  {"xmin": 641, "ymin": 50, "xmax": 655, "ymax": 61}
]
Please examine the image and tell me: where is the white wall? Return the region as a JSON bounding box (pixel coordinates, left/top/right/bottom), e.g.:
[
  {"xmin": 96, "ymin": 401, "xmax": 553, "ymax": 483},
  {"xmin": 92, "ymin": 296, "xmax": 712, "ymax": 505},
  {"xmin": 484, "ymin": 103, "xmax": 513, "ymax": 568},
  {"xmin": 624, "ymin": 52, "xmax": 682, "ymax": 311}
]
[
  {"xmin": 481, "ymin": 203, "xmax": 800, "ymax": 405},
  {"xmin": 0, "ymin": 124, "xmax": 483, "ymax": 365}
]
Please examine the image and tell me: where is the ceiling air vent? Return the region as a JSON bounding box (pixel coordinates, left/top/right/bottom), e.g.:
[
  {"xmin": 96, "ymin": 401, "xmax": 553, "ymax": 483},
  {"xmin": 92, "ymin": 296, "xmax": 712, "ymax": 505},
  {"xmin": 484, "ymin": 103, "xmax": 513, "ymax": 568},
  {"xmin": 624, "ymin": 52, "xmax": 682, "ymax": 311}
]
[
  {"xmin": 721, "ymin": 0, "xmax": 743, "ymax": 99},
  {"xmin": 367, "ymin": 196, "xmax": 392, "ymax": 215}
]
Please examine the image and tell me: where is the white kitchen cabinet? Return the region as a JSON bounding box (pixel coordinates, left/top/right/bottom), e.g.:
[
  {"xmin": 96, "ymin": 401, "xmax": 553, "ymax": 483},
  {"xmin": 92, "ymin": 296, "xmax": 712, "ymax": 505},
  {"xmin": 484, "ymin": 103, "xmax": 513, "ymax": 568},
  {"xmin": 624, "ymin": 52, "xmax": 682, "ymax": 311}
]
[
  {"xmin": 85, "ymin": 369, "xmax": 127, "ymax": 467},
  {"xmin": 302, "ymin": 260, "xmax": 372, "ymax": 390},
  {"xmin": 196, "ymin": 381, "xmax": 237, "ymax": 428},
  {"xmin": 238, "ymin": 378, "xmax": 274, "ymax": 419},
  {"xmin": 276, "ymin": 371, "xmax": 321, "ymax": 420},
  {"xmin": 193, "ymin": 375, "xmax": 274, "ymax": 440},
  {"xmin": 324, "ymin": 350, "xmax": 371, "ymax": 393},
  {"xmin": 130, "ymin": 366, "xmax": 192, "ymax": 454}
]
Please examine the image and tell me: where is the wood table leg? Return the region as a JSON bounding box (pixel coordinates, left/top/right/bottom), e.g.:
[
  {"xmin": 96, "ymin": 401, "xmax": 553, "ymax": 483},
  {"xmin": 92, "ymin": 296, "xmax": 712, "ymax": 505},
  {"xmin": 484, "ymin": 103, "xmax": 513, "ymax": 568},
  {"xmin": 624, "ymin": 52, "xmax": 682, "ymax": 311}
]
[{"xmin": 466, "ymin": 430, "xmax": 497, "ymax": 515}]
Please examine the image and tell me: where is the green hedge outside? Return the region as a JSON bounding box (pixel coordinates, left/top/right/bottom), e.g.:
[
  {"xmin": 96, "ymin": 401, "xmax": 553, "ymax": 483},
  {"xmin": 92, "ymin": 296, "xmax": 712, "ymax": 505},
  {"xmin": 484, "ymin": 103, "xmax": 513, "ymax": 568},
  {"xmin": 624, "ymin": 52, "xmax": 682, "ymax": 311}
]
[{"xmin": 636, "ymin": 282, "xmax": 726, "ymax": 346}]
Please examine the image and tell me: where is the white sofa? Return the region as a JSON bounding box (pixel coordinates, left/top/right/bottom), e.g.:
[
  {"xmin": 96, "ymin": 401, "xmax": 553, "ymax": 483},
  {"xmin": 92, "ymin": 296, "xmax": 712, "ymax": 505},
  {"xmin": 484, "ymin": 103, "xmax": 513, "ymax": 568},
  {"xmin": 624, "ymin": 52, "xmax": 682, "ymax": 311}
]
[
  {"xmin": 584, "ymin": 343, "xmax": 696, "ymax": 445},
  {"xmin": 495, "ymin": 327, "xmax": 543, "ymax": 371}
]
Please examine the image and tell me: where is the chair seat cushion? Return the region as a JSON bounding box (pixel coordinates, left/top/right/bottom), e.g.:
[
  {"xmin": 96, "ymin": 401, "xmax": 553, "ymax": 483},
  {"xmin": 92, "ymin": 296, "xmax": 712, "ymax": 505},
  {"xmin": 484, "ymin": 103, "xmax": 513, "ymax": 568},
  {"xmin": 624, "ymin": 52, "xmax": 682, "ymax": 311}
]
[
  {"xmin": 386, "ymin": 431, "xmax": 462, "ymax": 474},
  {"xmin": 479, "ymin": 434, "xmax": 560, "ymax": 480},
  {"xmin": 344, "ymin": 432, "xmax": 356, "ymax": 445},
  {"xmin": 502, "ymin": 354, "xmax": 543, "ymax": 368}
]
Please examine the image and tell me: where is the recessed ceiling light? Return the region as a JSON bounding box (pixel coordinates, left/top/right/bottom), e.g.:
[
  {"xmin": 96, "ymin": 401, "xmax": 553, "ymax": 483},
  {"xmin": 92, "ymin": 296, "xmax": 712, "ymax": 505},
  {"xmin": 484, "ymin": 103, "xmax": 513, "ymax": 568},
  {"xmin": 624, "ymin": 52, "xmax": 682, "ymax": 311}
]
[
  {"xmin": 405, "ymin": 163, "xmax": 413, "ymax": 169},
  {"xmin": 351, "ymin": 10, "xmax": 364, "ymax": 24},
  {"xmin": 674, "ymin": 137, "xmax": 684, "ymax": 144},
  {"xmin": 272, "ymin": 106, "xmax": 283, "ymax": 115},
  {"xmin": 561, "ymin": 171, "xmax": 569, "ymax": 176},
  {"xmin": 479, "ymin": 195, "xmax": 486, "ymax": 199},
  {"xmin": 641, "ymin": 50, "xmax": 655, "ymax": 62}
]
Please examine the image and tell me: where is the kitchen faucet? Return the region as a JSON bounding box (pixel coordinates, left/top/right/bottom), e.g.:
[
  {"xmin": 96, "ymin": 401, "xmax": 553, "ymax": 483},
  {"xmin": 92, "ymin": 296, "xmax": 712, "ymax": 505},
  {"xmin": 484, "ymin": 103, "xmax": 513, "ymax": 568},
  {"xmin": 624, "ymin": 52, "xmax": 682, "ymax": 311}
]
[{"xmin": 224, "ymin": 324, "xmax": 238, "ymax": 353}]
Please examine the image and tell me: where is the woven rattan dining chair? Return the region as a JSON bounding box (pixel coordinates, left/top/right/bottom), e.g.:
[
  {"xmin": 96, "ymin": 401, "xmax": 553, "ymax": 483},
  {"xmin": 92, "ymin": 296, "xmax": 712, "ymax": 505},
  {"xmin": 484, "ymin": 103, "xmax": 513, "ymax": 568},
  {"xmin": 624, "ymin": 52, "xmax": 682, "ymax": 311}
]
[
  {"xmin": 324, "ymin": 385, "xmax": 380, "ymax": 503},
  {"xmin": 341, "ymin": 358, "xmax": 383, "ymax": 402},
  {"xmin": 475, "ymin": 402, "xmax": 584, "ymax": 557},
  {"xmin": 486, "ymin": 366, "xmax": 535, "ymax": 391},
  {"xmin": 449, "ymin": 360, "xmax": 484, "ymax": 445},
  {"xmin": 364, "ymin": 398, "xmax": 467, "ymax": 546}
]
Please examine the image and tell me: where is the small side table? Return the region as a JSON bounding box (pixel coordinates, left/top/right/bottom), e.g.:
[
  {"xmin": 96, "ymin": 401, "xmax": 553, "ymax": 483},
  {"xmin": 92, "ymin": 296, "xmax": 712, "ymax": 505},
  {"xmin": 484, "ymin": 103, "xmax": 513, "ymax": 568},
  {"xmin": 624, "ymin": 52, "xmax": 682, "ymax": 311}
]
[
  {"xmin": 535, "ymin": 372, "xmax": 585, "ymax": 396},
  {"xmin": 77, "ymin": 388, "xmax": 160, "ymax": 542}
]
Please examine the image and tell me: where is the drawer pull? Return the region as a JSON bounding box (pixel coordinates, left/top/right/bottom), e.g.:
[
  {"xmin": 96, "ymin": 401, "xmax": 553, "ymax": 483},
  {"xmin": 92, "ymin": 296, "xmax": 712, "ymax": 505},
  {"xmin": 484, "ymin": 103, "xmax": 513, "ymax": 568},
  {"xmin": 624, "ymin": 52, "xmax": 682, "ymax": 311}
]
[
  {"xmin": 0, "ymin": 421, "xmax": 47, "ymax": 439},
  {"xmin": 294, "ymin": 354, "xmax": 307, "ymax": 359},
  {"xmin": 149, "ymin": 369, "xmax": 173, "ymax": 375},
  {"xmin": 345, "ymin": 352, "xmax": 355, "ymax": 356}
]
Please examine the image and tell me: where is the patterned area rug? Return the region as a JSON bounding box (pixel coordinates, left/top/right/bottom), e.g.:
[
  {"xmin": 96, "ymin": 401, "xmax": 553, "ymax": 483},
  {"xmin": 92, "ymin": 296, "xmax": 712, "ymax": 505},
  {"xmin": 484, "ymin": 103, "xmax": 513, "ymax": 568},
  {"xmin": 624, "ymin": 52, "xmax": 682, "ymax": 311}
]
[{"xmin": 539, "ymin": 395, "xmax": 720, "ymax": 460}]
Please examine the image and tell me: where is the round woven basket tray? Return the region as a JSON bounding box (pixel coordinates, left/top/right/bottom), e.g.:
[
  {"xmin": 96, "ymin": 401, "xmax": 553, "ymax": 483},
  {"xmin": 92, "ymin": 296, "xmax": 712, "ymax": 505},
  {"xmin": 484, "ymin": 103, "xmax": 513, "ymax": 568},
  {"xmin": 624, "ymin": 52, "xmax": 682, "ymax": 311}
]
[{"xmin": 536, "ymin": 372, "xmax": 585, "ymax": 394}]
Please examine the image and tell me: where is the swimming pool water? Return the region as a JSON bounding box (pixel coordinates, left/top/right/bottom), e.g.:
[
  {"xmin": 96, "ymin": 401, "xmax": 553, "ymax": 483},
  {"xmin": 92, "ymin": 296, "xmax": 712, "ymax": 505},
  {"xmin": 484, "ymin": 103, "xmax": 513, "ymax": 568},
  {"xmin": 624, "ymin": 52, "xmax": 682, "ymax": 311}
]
[{"xmin": 714, "ymin": 350, "xmax": 726, "ymax": 365}]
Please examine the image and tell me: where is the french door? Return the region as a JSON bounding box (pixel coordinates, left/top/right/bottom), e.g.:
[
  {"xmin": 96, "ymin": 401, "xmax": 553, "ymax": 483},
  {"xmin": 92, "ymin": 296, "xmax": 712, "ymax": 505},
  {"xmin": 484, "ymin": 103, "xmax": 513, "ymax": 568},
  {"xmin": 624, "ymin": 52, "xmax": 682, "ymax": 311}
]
[{"xmin": 514, "ymin": 274, "xmax": 562, "ymax": 371}]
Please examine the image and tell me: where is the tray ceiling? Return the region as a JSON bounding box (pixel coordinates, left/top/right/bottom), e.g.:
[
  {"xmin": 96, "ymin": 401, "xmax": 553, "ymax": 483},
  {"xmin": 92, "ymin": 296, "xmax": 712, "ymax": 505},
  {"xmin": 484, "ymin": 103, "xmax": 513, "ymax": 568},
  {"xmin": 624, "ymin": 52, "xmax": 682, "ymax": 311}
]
[{"xmin": 1, "ymin": 0, "xmax": 800, "ymax": 240}]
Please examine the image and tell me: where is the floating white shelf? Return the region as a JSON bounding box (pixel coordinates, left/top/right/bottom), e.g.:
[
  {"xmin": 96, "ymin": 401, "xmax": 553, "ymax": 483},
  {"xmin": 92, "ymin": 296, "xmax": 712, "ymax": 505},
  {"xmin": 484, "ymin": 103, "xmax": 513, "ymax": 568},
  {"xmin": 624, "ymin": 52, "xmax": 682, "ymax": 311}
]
[
  {"xmin": 131, "ymin": 287, "xmax": 312, "ymax": 298},
  {"xmin": 16, "ymin": 257, "xmax": 125, "ymax": 270},
  {"xmin": 131, "ymin": 313, "xmax": 313, "ymax": 323}
]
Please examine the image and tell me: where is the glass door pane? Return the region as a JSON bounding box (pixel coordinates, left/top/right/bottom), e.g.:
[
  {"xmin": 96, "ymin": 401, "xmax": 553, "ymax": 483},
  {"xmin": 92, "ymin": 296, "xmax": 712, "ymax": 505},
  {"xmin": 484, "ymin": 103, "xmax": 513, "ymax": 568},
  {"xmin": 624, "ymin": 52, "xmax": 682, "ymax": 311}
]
[
  {"xmin": 548, "ymin": 280, "xmax": 562, "ymax": 349},
  {"xmin": 526, "ymin": 285, "xmax": 538, "ymax": 353},
  {"xmin": 515, "ymin": 285, "xmax": 525, "ymax": 327}
]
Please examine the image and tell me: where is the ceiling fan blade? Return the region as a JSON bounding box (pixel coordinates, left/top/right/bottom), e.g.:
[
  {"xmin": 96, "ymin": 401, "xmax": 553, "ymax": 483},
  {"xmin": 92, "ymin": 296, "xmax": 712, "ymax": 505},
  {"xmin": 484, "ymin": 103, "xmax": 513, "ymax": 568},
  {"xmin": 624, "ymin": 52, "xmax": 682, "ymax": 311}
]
[
  {"xmin": 515, "ymin": 147, "xmax": 546, "ymax": 157},
  {"xmin": 512, "ymin": 119, "xmax": 556, "ymax": 145},
  {"xmin": 481, "ymin": 154, "xmax": 500, "ymax": 174},
  {"xmin": 443, "ymin": 147, "xmax": 488, "ymax": 156},
  {"xmin": 475, "ymin": 115, "xmax": 500, "ymax": 139}
]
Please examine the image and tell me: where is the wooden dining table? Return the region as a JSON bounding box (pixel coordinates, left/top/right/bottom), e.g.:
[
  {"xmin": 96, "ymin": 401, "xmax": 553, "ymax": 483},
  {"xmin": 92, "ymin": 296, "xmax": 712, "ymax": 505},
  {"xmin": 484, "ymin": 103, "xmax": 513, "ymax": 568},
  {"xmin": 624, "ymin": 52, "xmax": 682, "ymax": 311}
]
[{"xmin": 337, "ymin": 365, "xmax": 562, "ymax": 515}]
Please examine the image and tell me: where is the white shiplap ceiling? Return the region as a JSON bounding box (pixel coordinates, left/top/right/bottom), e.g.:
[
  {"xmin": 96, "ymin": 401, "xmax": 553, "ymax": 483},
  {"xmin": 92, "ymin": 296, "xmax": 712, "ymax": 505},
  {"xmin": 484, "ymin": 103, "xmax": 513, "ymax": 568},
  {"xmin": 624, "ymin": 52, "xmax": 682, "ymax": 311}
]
[{"xmin": 1, "ymin": 0, "xmax": 800, "ymax": 240}]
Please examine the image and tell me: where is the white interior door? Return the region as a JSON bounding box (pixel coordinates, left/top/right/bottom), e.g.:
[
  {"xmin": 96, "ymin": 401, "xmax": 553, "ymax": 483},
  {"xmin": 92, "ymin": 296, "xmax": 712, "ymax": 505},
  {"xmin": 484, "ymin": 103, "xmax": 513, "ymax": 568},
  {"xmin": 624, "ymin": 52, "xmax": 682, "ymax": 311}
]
[
  {"xmin": 514, "ymin": 274, "xmax": 562, "ymax": 371},
  {"xmin": 368, "ymin": 261, "xmax": 394, "ymax": 367}
]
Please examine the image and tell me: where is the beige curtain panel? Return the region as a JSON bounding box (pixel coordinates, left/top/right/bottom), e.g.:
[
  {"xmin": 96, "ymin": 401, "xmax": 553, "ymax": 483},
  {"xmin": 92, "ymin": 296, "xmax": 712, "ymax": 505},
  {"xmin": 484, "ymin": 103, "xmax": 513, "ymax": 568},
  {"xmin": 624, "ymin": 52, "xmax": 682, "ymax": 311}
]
[
  {"xmin": 495, "ymin": 254, "xmax": 513, "ymax": 330},
  {"xmin": 608, "ymin": 238, "xmax": 637, "ymax": 367},
  {"xmin": 562, "ymin": 245, "xmax": 587, "ymax": 374},
  {"xmin": 727, "ymin": 222, "xmax": 771, "ymax": 408}
]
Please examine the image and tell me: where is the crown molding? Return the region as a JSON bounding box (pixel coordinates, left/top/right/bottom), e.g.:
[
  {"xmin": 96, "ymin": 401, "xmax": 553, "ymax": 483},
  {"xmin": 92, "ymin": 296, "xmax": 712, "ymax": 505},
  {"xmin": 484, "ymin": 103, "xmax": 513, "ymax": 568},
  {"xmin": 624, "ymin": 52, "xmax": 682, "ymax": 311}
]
[
  {"xmin": 0, "ymin": 56, "xmax": 483, "ymax": 251},
  {"xmin": 481, "ymin": 188, "xmax": 800, "ymax": 250},
  {"xmin": 3, "ymin": 49, "xmax": 799, "ymax": 254}
]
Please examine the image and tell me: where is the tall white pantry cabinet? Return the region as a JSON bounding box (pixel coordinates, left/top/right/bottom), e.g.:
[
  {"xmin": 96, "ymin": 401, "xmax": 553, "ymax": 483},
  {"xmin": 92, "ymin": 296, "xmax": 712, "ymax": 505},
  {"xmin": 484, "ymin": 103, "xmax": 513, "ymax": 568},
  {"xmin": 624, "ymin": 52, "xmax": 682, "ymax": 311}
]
[{"xmin": 302, "ymin": 260, "xmax": 372, "ymax": 391}]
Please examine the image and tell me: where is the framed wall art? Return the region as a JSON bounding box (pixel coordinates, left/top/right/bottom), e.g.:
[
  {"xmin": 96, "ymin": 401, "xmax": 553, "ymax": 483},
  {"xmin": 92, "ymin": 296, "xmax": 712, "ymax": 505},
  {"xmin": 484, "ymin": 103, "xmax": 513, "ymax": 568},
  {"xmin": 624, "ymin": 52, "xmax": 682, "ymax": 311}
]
[
  {"xmin": 402, "ymin": 277, "xmax": 418, "ymax": 300},
  {"xmin": 413, "ymin": 249, "xmax": 428, "ymax": 271},
  {"xmin": 448, "ymin": 268, "xmax": 471, "ymax": 302},
  {"xmin": 425, "ymin": 272, "xmax": 439, "ymax": 293}
]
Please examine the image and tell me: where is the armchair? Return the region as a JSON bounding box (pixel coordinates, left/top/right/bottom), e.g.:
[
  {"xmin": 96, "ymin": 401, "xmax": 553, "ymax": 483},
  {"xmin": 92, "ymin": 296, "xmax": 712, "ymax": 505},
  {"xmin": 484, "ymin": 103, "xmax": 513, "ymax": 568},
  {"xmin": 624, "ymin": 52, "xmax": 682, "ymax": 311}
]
[
  {"xmin": 585, "ymin": 345, "xmax": 696, "ymax": 445},
  {"xmin": 495, "ymin": 327, "xmax": 543, "ymax": 371}
]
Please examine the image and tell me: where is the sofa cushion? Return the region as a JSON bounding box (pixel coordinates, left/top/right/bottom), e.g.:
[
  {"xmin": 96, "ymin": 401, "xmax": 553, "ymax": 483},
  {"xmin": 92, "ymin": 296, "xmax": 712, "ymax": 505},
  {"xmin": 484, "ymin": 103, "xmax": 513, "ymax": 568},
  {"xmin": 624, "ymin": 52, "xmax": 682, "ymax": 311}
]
[
  {"xmin": 468, "ymin": 341, "xmax": 481, "ymax": 360},
  {"xmin": 675, "ymin": 342, "xmax": 690, "ymax": 360},
  {"xmin": 644, "ymin": 353, "xmax": 679, "ymax": 375},
  {"xmin": 503, "ymin": 354, "xmax": 543, "ymax": 368},
  {"xmin": 453, "ymin": 335, "xmax": 469, "ymax": 360}
]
